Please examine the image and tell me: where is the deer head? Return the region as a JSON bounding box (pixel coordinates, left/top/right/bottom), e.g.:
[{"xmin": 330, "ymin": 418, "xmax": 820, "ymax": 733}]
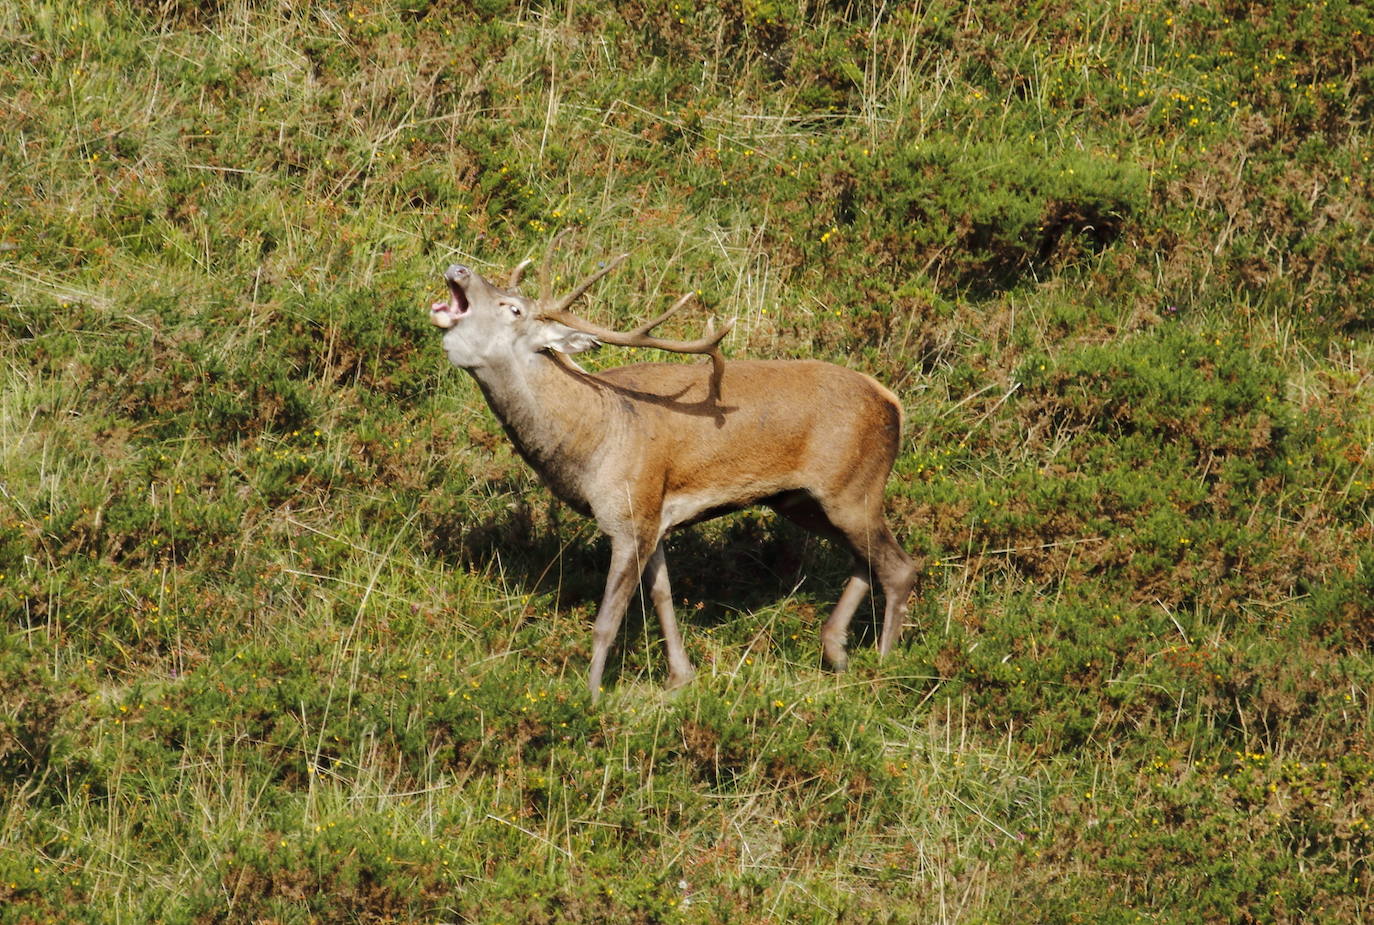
[
  {"xmin": 431, "ymin": 240, "xmax": 731, "ymax": 397},
  {"xmin": 429, "ymin": 263, "xmax": 599, "ymax": 368}
]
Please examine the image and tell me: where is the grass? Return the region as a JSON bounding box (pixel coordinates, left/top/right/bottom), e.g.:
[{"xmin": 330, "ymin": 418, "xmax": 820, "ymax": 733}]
[{"xmin": 2, "ymin": 0, "xmax": 1373, "ymax": 921}]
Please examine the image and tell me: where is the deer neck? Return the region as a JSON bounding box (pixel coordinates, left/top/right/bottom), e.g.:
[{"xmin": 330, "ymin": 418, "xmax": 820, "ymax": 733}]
[{"xmin": 467, "ymin": 351, "xmax": 611, "ymax": 510}]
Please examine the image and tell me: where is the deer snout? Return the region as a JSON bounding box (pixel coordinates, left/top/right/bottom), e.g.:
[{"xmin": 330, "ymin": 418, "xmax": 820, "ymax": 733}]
[{"xmin": 432, "ymin": 265, "xmax": 474, "ymax": 329}]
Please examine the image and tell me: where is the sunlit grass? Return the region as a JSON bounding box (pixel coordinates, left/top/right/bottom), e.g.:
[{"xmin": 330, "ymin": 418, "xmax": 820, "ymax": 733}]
[{"xmin": 1, "ymin": 0, "xmax": 1371, "ymax": 920}]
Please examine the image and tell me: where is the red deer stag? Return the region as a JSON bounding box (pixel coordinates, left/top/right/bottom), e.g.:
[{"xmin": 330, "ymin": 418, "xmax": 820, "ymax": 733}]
[{"xmin": 429, "ymin": 246, "xmax": 918, "ymax": 701}]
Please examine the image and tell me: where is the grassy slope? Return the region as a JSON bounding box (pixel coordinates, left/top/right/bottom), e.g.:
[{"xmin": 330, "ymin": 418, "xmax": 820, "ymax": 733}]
[{"xmin": 2, "ymin": 0, "xmax": 1372, "ymax": 921}]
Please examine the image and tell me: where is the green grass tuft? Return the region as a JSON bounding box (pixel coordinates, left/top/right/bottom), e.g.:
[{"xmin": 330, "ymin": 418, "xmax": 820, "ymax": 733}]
[{"xmin": 2, "ymin": 0, "xmax": 1372, "ymax": 920}]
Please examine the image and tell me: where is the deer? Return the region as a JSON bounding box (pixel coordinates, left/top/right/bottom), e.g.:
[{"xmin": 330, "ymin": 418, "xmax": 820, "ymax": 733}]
[{"xmin": 429, "ymin": 242, "xmax": 919, "ymax": 702}]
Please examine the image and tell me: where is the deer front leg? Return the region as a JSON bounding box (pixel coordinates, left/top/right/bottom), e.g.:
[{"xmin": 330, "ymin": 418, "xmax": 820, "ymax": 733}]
[
  {"xmin": 644, "ymin": 542, "xmax": 695, "ymax": 690},
  {"xmin": 586, "ymin": 534, "xmax": 656, "ymax": 703}
]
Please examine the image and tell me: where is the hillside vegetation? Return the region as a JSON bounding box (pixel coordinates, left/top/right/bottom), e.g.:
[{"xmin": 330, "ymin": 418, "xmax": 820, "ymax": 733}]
[{"xmin": 2, "ymin": 0, "xmax": 1372, "ymax": 921}]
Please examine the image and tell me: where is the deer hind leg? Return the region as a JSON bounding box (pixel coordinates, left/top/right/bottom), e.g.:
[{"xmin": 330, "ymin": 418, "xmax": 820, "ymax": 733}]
[
  {"xmin": 819, "ymin": 567, "xmax": 871, "ymax": 671},
  {"xmin": 586, "ymin": 532, "xmax": 659, "ymax": 702},
  {"xmin": 870, "ymin": 523, "xmax": 918, "ymax": 657},
  {"xmin": 644, "ymin": 541, "xmax": 695, "ymax": 690},
  {"xmin": 816, "ymin": 502, "xmax": 918, "ymax": 666},
  {"xmin": 768, "ymin": 489, "xmax": 886, "ymax": 671}
]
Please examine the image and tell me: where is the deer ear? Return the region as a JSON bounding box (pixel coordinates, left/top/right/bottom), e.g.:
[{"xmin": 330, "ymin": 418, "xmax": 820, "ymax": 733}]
[{"xmin": 533, "ymin": 320, "xmax": 601, "ymax": 355}]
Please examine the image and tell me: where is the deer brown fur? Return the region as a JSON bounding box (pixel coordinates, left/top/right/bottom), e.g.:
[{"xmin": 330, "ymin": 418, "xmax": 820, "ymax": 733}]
[{"xmin": 430, "ymin": 251, "xmax": 918, "ymax": 702}]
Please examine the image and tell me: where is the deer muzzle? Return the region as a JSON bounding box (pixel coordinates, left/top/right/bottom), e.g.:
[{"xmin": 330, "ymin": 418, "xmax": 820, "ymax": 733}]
[{"xmin": 430, "ymin": 265, "xmax": 473, "ymax": 329}]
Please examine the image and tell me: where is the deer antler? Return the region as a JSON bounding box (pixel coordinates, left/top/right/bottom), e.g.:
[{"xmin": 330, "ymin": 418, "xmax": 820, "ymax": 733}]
[
  {"xmin": 507, "ymin": 258, "xmax": 534, "ymax": 289},
  {"xmin": 530, "ymin": 235, "xmax": 732, "ymax": 400},
  {"xmin": 542, "ymin": 292, "xmax": 732, "ymax": 402},
  {"xmin": 545, "ymin": 253, "xmax": 631, "ymax": 314}
]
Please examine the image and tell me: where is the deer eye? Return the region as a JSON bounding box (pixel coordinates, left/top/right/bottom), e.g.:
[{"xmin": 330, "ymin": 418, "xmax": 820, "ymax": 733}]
[{"xmin": 503, "ymin": 301, "xmax": 523, "ymax": 317}]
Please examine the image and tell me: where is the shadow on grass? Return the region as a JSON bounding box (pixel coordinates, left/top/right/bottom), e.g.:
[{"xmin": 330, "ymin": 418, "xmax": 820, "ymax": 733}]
[{"xmin": 424, "ymin": 502, "xmax": 890, "ymax": 654}]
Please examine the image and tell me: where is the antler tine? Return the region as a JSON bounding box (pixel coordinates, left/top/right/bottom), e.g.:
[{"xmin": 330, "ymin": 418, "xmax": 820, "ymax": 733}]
[
  {"xmin": 539, "ymin": 229, "xmax": 573, "ymax": 304},
  {"xmin": 546, "ymin": 252, "xmax": 630, "ymax": 314},
  {"xmin": 507, "ymin": 258, "xmax": 534, "ymax": 289},
  {"xmin": 705, "ymin": 329, "xmax": 728, "ymax": 403},
  {"xmin": 625, "ymin": 291, "xmax": 697, "ymax": 338}
]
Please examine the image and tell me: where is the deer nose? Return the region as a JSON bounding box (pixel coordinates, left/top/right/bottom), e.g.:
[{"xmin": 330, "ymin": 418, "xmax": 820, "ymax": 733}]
[{"xmin": 444, "ymin": 264, "xmax": 470, "ymax": 284}]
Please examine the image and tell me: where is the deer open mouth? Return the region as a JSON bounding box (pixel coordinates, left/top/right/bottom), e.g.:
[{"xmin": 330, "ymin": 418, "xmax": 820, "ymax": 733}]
[{"xmin": 430, "ymin": 268, "xmax": 472, "ymax": 329}]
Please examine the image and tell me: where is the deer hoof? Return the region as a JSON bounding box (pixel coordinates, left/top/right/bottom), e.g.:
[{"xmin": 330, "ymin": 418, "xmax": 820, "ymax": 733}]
[
  {"xmin": 665, "ymin": 667, "xmax": 697, "ymax": 691},
  {"xmin": 822, "ymin": 644, "xmax": 849, "ymax": 673}
]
